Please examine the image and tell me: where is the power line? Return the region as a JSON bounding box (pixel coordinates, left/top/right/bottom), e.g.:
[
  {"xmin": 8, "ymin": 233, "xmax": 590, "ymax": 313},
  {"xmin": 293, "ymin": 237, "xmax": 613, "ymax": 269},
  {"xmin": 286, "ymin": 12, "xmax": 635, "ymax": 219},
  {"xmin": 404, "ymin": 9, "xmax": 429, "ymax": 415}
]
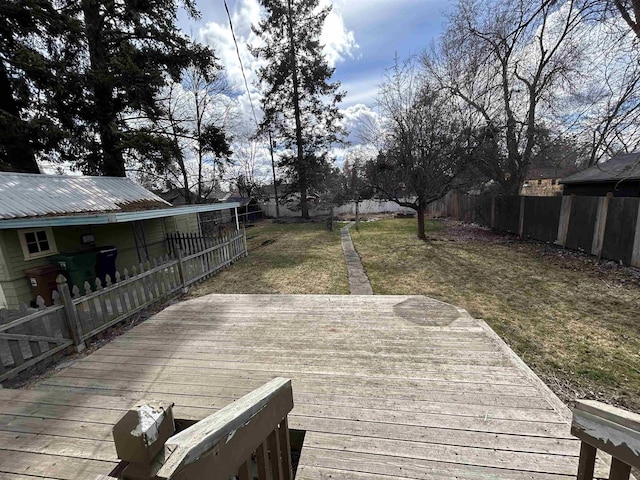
[{"xmin": 223, "ymin": 0, "xmax": 260, "ymax": 129}]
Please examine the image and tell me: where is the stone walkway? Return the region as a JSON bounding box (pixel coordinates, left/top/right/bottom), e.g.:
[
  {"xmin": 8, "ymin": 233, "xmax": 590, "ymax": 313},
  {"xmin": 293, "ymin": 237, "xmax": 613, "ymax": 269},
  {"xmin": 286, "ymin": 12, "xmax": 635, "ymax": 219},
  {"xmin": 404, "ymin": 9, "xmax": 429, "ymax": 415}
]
[{"xmin": 340, "ymin": 222, "xmax": 373, "ymax": 295}]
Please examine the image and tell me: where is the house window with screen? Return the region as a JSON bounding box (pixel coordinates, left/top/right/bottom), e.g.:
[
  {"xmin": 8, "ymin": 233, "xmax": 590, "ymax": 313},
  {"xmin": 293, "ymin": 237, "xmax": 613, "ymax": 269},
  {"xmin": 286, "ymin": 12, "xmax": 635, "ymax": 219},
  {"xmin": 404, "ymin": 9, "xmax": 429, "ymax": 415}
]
[{"xmin": 18, "ymin": 228, "xmax": 58, "ymax": 260}]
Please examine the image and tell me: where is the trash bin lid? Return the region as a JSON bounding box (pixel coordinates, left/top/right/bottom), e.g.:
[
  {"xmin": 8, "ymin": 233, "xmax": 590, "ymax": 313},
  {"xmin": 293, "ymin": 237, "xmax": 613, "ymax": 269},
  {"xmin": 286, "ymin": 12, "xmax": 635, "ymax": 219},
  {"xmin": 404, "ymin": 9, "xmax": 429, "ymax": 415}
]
[
  {"xmin": 94, "ymin": 246, "xmax": 117, "ymax": 253},
  {"xmin": 25, "ymin": 264, "xmax": 60, "ymax": 275}
]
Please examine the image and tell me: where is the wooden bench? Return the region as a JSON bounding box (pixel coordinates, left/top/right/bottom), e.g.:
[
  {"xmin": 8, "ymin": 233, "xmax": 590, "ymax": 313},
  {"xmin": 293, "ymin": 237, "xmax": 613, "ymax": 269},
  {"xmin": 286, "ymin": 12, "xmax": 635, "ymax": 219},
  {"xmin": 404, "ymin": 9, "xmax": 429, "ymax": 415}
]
[
  {"xmin": 571, "ymin": 400, "xmax": 640, "ymax": 480},
  {"xmin": 103, "ymin": 377, "xmax": 294, "ymax": 480}
]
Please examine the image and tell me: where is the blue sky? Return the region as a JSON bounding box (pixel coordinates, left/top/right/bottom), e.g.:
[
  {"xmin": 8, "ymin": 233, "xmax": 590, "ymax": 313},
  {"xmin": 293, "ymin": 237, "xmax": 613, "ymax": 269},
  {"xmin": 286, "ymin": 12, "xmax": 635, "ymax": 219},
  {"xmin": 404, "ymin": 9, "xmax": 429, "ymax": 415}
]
[{"xmin": 179, "ymin": 0, "xmax": 451, "ymax": 121}]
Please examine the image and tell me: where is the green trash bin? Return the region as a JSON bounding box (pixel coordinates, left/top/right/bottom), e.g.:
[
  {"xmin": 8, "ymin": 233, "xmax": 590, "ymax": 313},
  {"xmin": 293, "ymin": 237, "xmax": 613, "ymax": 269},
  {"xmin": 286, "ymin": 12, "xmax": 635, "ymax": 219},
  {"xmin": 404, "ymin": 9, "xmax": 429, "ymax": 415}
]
[{"xmin": 50, "ymin": 250, "xmax": 98, "ymax": 292}]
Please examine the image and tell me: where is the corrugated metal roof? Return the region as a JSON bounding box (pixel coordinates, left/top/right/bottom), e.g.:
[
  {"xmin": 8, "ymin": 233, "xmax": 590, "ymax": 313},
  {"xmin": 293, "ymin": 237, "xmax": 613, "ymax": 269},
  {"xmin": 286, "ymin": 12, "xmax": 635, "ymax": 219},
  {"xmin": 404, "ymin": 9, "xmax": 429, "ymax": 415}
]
[
  {"xmin": 0, "ymin": 202, "xmax": 242, "ymax": 229},
  {"xmin": 560, "ymin": 152, "xmax": 640, "ymax": 184},
  {"xmin": 0, "ymin": 173, "xmax": 171, "ymax": 220}
]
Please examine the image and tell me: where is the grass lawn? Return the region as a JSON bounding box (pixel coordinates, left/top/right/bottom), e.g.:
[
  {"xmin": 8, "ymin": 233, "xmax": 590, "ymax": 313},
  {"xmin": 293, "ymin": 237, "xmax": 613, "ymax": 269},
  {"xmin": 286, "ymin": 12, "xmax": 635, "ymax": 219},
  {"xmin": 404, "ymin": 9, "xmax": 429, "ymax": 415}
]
[
  {"xmin": 351, "ymin": 218, "xmax": 640, "ymax": 410},
  {"xmin": 188, "ymin": 221, "xmax": 348, "ymax": 296}
]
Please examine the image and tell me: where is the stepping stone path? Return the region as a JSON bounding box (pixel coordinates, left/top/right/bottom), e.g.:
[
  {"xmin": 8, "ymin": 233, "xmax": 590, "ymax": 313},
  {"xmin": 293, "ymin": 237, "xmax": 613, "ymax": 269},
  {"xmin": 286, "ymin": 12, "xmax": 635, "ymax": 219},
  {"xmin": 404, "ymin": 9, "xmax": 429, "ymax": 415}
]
[{"xmin": 340, "ymin": 222, "xmax": 373, "ymax": 295}]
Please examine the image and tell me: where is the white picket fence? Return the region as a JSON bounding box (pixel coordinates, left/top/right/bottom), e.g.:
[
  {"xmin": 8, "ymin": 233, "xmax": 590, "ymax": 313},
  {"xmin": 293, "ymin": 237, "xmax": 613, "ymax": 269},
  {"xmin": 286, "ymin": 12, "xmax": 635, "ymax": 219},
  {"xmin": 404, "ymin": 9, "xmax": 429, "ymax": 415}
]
[{"xmin": 0, "ymin": 230, "xmax": 247, "ymax": 383}]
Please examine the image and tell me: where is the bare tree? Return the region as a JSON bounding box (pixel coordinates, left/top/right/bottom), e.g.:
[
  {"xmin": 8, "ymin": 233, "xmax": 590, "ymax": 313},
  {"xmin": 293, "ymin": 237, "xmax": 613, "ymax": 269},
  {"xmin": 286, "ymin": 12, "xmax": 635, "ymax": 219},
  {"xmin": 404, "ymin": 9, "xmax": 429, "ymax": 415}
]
[
  {"xmin": 427, "ymin": 0, "xmax": 585, "ymax": 193},
  {"xmin": 227, "ymin": 136, "xmax": 263, "ymax": 198},
  {"xmin": 563, "ymin": 1, "xmax": 640, "ymax": 166},
  {"xmin": 153, "ymin": 66, "xmax": 236, "ymax": 203},
  {"xmin": 367, "ymin": 58, "xmax": 472, "ymax": 239}
]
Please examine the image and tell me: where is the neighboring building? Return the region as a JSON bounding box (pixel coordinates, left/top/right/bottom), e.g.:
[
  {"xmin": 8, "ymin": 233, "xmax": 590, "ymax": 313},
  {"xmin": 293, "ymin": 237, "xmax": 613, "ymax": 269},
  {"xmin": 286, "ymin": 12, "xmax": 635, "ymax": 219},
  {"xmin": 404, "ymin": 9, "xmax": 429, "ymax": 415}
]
[
  {"xmin": 560, "ymin": 152, "xmax": 640, "ymax": 197},
  {"xmin": 521, "ymin": 165, "xmax": 579, "ymax": 196},
  {"xmin": 226, "ymin": 197, "xmax": 263, "ymax": 223},
  {"xmin": 521, "ymin": 177, "xmax": 563, "ymax": 196},
  {"xmin": 0, "ymin": 173, "xmax": 240, "ymax": 309},
  {"xmin": 158, "ymin": 187, "xmax": 230, "ymax": 206}
]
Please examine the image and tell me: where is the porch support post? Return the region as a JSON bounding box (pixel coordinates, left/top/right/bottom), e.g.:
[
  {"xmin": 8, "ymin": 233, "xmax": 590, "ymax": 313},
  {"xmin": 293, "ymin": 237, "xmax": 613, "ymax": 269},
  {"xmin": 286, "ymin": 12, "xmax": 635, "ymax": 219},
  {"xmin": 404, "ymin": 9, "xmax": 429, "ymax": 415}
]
[{"xmin": 235, "ymin": 207, "xmax": 240, "ymax": 231}]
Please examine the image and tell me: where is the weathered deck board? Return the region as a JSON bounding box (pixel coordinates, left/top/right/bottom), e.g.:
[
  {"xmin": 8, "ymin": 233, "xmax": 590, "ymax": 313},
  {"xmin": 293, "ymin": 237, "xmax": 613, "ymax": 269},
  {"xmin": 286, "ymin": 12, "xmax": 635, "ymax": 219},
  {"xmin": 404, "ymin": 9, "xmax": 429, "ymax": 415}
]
[{"xmin": 0, "ymin": 294, "xmax": 610, "ymax": 479}]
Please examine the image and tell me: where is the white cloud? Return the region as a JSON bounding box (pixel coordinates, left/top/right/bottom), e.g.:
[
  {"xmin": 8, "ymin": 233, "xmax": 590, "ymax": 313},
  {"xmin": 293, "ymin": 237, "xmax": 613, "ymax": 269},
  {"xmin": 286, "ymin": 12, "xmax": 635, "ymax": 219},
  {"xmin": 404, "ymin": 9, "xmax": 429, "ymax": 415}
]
[
  {"xmin": 340, "ymin": 103, "xmax": 381, "ymax": 145},
  {"xmin": 198, "ymin": 0, "xmax": 358, "ymax": 113},
  {"xmin": 193, "ymin": 0, "xmax": 362, "ymax": 185},
  {"xmin": 320, "ymin": 2, "xmax": 358, "ymax": 67}
]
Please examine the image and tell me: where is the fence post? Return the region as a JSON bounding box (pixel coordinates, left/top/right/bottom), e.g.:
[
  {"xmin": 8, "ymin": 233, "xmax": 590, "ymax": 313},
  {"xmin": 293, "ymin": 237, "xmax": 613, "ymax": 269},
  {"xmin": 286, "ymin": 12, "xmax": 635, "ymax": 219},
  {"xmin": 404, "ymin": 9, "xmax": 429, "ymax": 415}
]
[
  {"xmin": 56, "ymin": 274, "xmax": 85, "ymax": 353},
  {"xmin": 592, "ymin": 192, "xmax": 612, "ymax": 258},
  {"xmin": 555, "ymin": 195, "xmax": 573, "ymax": 247},
  {"xmin": 491, "ymin": 197, "xmax": 496, "ymax": 229},
  {"xmin": 518, "ymin": 196, "xmax": 526, "ymax": 237},
  {"xmin": 176, "ymin": 248, "xmax": 189, "ymax": 294},
  {"xmin": 631, "ymin": 200, "xmax": 640, "ymax": 268},
  {"xmin": 242, "ymin": 227, "xmax": 248, "ymax": 257}
]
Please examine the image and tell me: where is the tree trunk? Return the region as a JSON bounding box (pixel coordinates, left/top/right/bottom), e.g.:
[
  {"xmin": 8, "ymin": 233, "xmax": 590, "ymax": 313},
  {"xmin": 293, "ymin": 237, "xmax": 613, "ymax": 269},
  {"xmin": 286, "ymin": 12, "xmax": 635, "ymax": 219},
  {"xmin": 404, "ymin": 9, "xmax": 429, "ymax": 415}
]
[
  {"xmin": 0, "ymin": 63, "xmax": 39, "ymax": 173},
  {"xmin": 82, "ymin": 0, "xmax": 125, "ymax": 177},
  {"xmin": 286, "ymin": 0, "xmax": 308, "ymax": 220},
  {"xmin": 268, "ymin": 131, "xmax": 280, "ymax": 218},
  {"xmin": 417, "ymin": 209, "xmax": 426, "ymax": 240}
]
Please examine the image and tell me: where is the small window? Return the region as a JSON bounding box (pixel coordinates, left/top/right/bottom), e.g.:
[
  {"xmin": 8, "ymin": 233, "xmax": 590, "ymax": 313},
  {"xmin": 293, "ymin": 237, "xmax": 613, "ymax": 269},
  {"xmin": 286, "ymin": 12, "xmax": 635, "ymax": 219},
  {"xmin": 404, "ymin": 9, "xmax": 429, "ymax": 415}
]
[
  {"xmin": 551, "ymin": 179, "xmax": 557, "ymax": 185},
  {"xmin": 537, "ymin": 179, "xmax": 542, "ymax": 185},
  {"xmin": 18, "ymin": 228, "xmax": 58, "ymax": 260}
]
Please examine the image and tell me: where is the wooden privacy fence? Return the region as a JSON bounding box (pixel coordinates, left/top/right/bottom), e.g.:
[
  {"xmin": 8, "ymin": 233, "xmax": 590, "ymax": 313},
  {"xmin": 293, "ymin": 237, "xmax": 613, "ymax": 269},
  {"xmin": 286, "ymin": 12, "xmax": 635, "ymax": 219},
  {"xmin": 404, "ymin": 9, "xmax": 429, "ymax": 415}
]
[
  {"xmin": 105, "ymin": 378, "xmax": 294, "ymax": 480},
  {"xmin": 0, "ymin": 230, "xmax": 247, "ymax": 383},
  {"xmin": 444, "ymin": 192, "xmax": 640, "ymax": 268}
]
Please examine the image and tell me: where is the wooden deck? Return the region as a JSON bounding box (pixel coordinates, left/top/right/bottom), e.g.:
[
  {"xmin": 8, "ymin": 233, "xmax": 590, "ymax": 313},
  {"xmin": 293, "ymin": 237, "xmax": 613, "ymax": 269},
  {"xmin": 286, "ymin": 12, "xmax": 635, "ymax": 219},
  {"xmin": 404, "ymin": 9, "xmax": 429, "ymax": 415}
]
[{"xmin": 0, "ymin": 294, "xmax": 608, "ymax": 479}]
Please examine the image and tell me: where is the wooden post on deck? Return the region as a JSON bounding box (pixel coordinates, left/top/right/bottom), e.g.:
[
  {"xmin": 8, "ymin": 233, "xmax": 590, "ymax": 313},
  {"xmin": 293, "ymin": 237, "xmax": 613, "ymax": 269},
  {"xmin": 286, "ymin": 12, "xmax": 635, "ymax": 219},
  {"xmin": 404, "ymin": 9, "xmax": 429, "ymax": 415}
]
[
  {"xmin": 571, "ymin": 400, "xmax": 640, "ymax": 480},
  {"xmin": 56, "ymin": 274, "xmax": 85, "ymax": 352},
  {"xmin": 109, "ymin": 378, "xmax": 294, "ymax": 480}
]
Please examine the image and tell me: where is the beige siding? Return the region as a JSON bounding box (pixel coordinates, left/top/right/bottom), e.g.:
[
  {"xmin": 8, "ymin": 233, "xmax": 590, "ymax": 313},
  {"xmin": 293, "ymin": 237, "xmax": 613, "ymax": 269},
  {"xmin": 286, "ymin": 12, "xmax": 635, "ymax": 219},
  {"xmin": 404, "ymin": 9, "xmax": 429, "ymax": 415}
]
[{"xmin": 521, "ymin": 178, "xmax": 564, "ymax": 196}]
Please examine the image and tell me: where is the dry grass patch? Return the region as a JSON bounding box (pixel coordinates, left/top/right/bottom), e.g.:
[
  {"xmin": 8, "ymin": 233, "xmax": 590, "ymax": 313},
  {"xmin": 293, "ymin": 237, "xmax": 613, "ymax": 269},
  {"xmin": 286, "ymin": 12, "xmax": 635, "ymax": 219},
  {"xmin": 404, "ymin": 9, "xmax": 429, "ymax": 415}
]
[
  {"xmin": 352, "ymin": 218, "xmax": 640, "ymax": 410},
  {"xmin": 188, "ymin": 221, "xmax": 348, "ymax": 295}
]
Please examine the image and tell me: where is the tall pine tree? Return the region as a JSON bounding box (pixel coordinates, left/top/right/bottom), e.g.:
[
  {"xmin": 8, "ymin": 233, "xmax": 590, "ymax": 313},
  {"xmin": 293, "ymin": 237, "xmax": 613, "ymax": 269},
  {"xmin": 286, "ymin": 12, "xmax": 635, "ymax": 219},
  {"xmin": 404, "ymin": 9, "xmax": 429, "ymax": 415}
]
[
  {"xmin": 251, "ymin": 0, "xmax": 344, "ymax": 218},
  {"xmin": 0, "ymin": 0, "xmax": 82, "ymax": 173},
  {"xmin": 1, "ymin": 0, "xmax": 219, "ymax": 177},
  {"xmin": 76, "ymin": 0, "xmax": 217, "ymax": 176}
]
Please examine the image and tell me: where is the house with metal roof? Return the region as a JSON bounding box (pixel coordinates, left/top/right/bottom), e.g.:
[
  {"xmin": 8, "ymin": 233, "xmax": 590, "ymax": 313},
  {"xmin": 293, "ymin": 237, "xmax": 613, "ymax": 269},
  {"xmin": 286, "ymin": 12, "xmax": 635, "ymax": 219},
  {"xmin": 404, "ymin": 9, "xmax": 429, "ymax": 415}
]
[
  {"xmin": 0, "ymin": 173, "xmax": 241, "ymax": 309},
  {"xmin": 560, "ymin": 152, "xmax": 640, "ymax": 197}
]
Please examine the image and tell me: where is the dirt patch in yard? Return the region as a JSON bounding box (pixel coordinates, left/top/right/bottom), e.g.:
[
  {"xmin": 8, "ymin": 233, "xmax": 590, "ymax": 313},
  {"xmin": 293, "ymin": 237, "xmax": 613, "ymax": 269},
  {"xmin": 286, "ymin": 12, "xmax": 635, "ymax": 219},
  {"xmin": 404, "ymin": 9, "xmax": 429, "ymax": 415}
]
[{"xmin": 352, "ymin": 218, "xmax": 640, "ymax": 411}]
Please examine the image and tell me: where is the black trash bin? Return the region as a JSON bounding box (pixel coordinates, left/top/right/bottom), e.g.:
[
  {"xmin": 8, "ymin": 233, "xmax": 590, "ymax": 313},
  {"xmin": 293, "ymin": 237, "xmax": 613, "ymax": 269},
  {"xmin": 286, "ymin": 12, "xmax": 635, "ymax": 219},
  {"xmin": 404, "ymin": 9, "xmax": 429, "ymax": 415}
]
[{"xmin": 95, "ymin": 246, "xmax": 118, "ymax": 284}]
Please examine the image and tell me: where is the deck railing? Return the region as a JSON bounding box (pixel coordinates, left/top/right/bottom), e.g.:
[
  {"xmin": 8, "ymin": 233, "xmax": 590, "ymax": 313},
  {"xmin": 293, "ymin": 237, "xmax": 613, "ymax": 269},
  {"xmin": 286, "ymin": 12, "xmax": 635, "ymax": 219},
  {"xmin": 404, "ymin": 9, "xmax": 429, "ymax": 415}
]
[
  {"xmin": 571, "ymin": 400, "xmax": 640, "ymax": 480},
  {"xmin": 110, "ymin": 377, "xmax": 294, "ymax": 480},
  {"xmin": 0, "ymin": 230, "xmax": 247, "ymax": 383}
]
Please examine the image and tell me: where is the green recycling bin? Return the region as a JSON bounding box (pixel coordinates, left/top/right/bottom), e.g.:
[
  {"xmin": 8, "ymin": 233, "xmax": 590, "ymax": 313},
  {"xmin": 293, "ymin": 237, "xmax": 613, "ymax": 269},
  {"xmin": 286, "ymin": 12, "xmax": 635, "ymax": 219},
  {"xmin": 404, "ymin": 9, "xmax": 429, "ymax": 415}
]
[{"xmin": 50, "ymin": 250, "xmax": 98, "ymax": 292}]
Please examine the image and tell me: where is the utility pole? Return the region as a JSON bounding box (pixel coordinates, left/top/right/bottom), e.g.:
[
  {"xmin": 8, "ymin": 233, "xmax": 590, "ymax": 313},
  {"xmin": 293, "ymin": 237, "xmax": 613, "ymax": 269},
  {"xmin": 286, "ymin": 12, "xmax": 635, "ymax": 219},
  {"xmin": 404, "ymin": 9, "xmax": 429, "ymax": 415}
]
[{"xmin": 268, "ymin": 131, "xmax": 280, "ymax": 218}]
